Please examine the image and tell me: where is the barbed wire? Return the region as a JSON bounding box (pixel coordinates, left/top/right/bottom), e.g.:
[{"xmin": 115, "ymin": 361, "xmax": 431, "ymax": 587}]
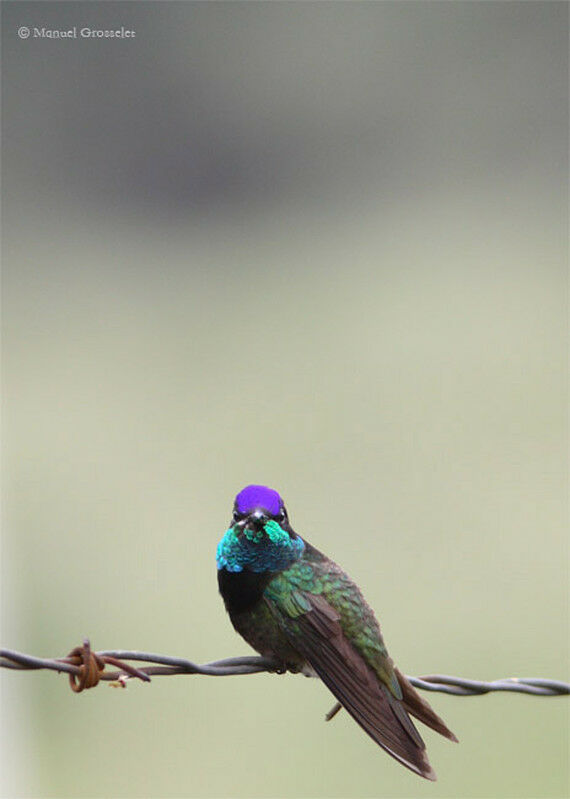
[{"xmin": 1, "ymin": 640, "xmax": 568, "ymax": 697}]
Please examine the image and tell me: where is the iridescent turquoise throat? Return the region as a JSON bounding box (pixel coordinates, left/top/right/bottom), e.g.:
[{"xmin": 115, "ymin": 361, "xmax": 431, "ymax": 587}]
[{"xmin": 216, "ymin": 520, "xmax": 305, "ymax": 573}]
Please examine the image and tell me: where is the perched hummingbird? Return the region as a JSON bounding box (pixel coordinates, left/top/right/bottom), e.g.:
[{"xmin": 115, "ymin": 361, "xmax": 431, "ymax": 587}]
[{"xmin": 217, "ymin": 485, "xmax": 457, "ymax": 780}]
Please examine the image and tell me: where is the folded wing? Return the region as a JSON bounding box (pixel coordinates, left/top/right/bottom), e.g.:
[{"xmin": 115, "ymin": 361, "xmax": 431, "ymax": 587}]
[{"xmin": 265, "ymin": 590, "xmax": 441, "ymax": 780}]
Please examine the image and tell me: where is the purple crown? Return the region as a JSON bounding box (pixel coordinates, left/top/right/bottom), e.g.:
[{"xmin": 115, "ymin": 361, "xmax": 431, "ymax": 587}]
[{"xmin": 235, "ymin": 485, "xmax": 283, "ymax": 516}]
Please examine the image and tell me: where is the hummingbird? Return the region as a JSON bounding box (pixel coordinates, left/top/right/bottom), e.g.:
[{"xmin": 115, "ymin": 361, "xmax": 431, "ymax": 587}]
[{"xmin": 217, "ymin": 484, "xmax": 457, "ymax": 780}]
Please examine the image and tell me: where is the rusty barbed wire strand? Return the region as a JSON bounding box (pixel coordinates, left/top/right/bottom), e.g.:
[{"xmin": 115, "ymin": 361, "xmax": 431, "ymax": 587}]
[
  {"xmin": 1, "ymin": 641, "xmax": 568, "ymax": 697},
  {"xmin": 65, "ymin": 641, "xmax": 105, "ymax": 692}
]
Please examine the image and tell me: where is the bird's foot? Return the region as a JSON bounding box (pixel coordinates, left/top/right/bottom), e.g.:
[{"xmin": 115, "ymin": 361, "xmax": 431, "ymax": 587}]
[
  {"xmin": 265, "ymin": 660, "xmax": 289, "ymax": 674},
  {"xmin": 325, "ymin": 701, "xmax": 343, "ymax": 721}
]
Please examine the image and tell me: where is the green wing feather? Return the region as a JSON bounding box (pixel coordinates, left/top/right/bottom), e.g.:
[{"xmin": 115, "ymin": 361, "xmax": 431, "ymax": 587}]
[{"xmin": 263, "ymin": 553, "xmax": 456, "ymax": 780}]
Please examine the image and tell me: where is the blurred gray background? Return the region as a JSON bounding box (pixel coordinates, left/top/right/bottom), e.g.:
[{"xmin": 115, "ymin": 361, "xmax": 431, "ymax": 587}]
[{"xmin": 1, "ymin": 2, "xmax": 568, "ymax": 797}]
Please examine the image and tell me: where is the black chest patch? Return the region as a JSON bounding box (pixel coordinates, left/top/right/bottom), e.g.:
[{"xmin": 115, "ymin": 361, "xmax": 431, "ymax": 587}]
[{"xmin": 218, "ymin": 568, "xmax": 273, "ymax": 614}]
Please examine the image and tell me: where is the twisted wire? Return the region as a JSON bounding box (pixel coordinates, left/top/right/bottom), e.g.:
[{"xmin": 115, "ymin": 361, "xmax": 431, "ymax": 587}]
[{"xmin": 1, "ymin": 643, "xmax": 568, "ymax": 696}]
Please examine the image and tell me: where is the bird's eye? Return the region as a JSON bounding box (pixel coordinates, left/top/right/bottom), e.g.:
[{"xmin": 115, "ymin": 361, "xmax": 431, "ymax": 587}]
[
  {"xmin": 276, "ymin": 508, "xmax": 287, "ymax": 522},
  {"xmin": 232, "ymin": 509, "xmax": 241, "ymax": 522}
]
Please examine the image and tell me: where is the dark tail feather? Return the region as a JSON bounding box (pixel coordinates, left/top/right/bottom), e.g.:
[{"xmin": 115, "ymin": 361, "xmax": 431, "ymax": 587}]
[{"xmin": 395, "ymin": 668, "xmax": 459, "ymax": 743}]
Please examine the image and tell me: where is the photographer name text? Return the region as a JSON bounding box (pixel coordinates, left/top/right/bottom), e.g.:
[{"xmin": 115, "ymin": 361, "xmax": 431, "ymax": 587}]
[{"xmin": 19, "ymin": 26, "xmax": 136, "ymax": 40}]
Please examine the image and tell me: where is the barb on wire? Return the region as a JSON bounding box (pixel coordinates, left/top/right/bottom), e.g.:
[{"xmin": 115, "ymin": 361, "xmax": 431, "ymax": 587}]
[{"xmin": 1, "ymin": 640, "xmax": 568, "ymax": 697}]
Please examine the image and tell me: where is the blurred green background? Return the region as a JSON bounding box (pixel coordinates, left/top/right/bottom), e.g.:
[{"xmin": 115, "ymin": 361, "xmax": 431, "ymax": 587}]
[{"xmin": 1, "ymin": 2, "xmax": 568, "ymax": 797}]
